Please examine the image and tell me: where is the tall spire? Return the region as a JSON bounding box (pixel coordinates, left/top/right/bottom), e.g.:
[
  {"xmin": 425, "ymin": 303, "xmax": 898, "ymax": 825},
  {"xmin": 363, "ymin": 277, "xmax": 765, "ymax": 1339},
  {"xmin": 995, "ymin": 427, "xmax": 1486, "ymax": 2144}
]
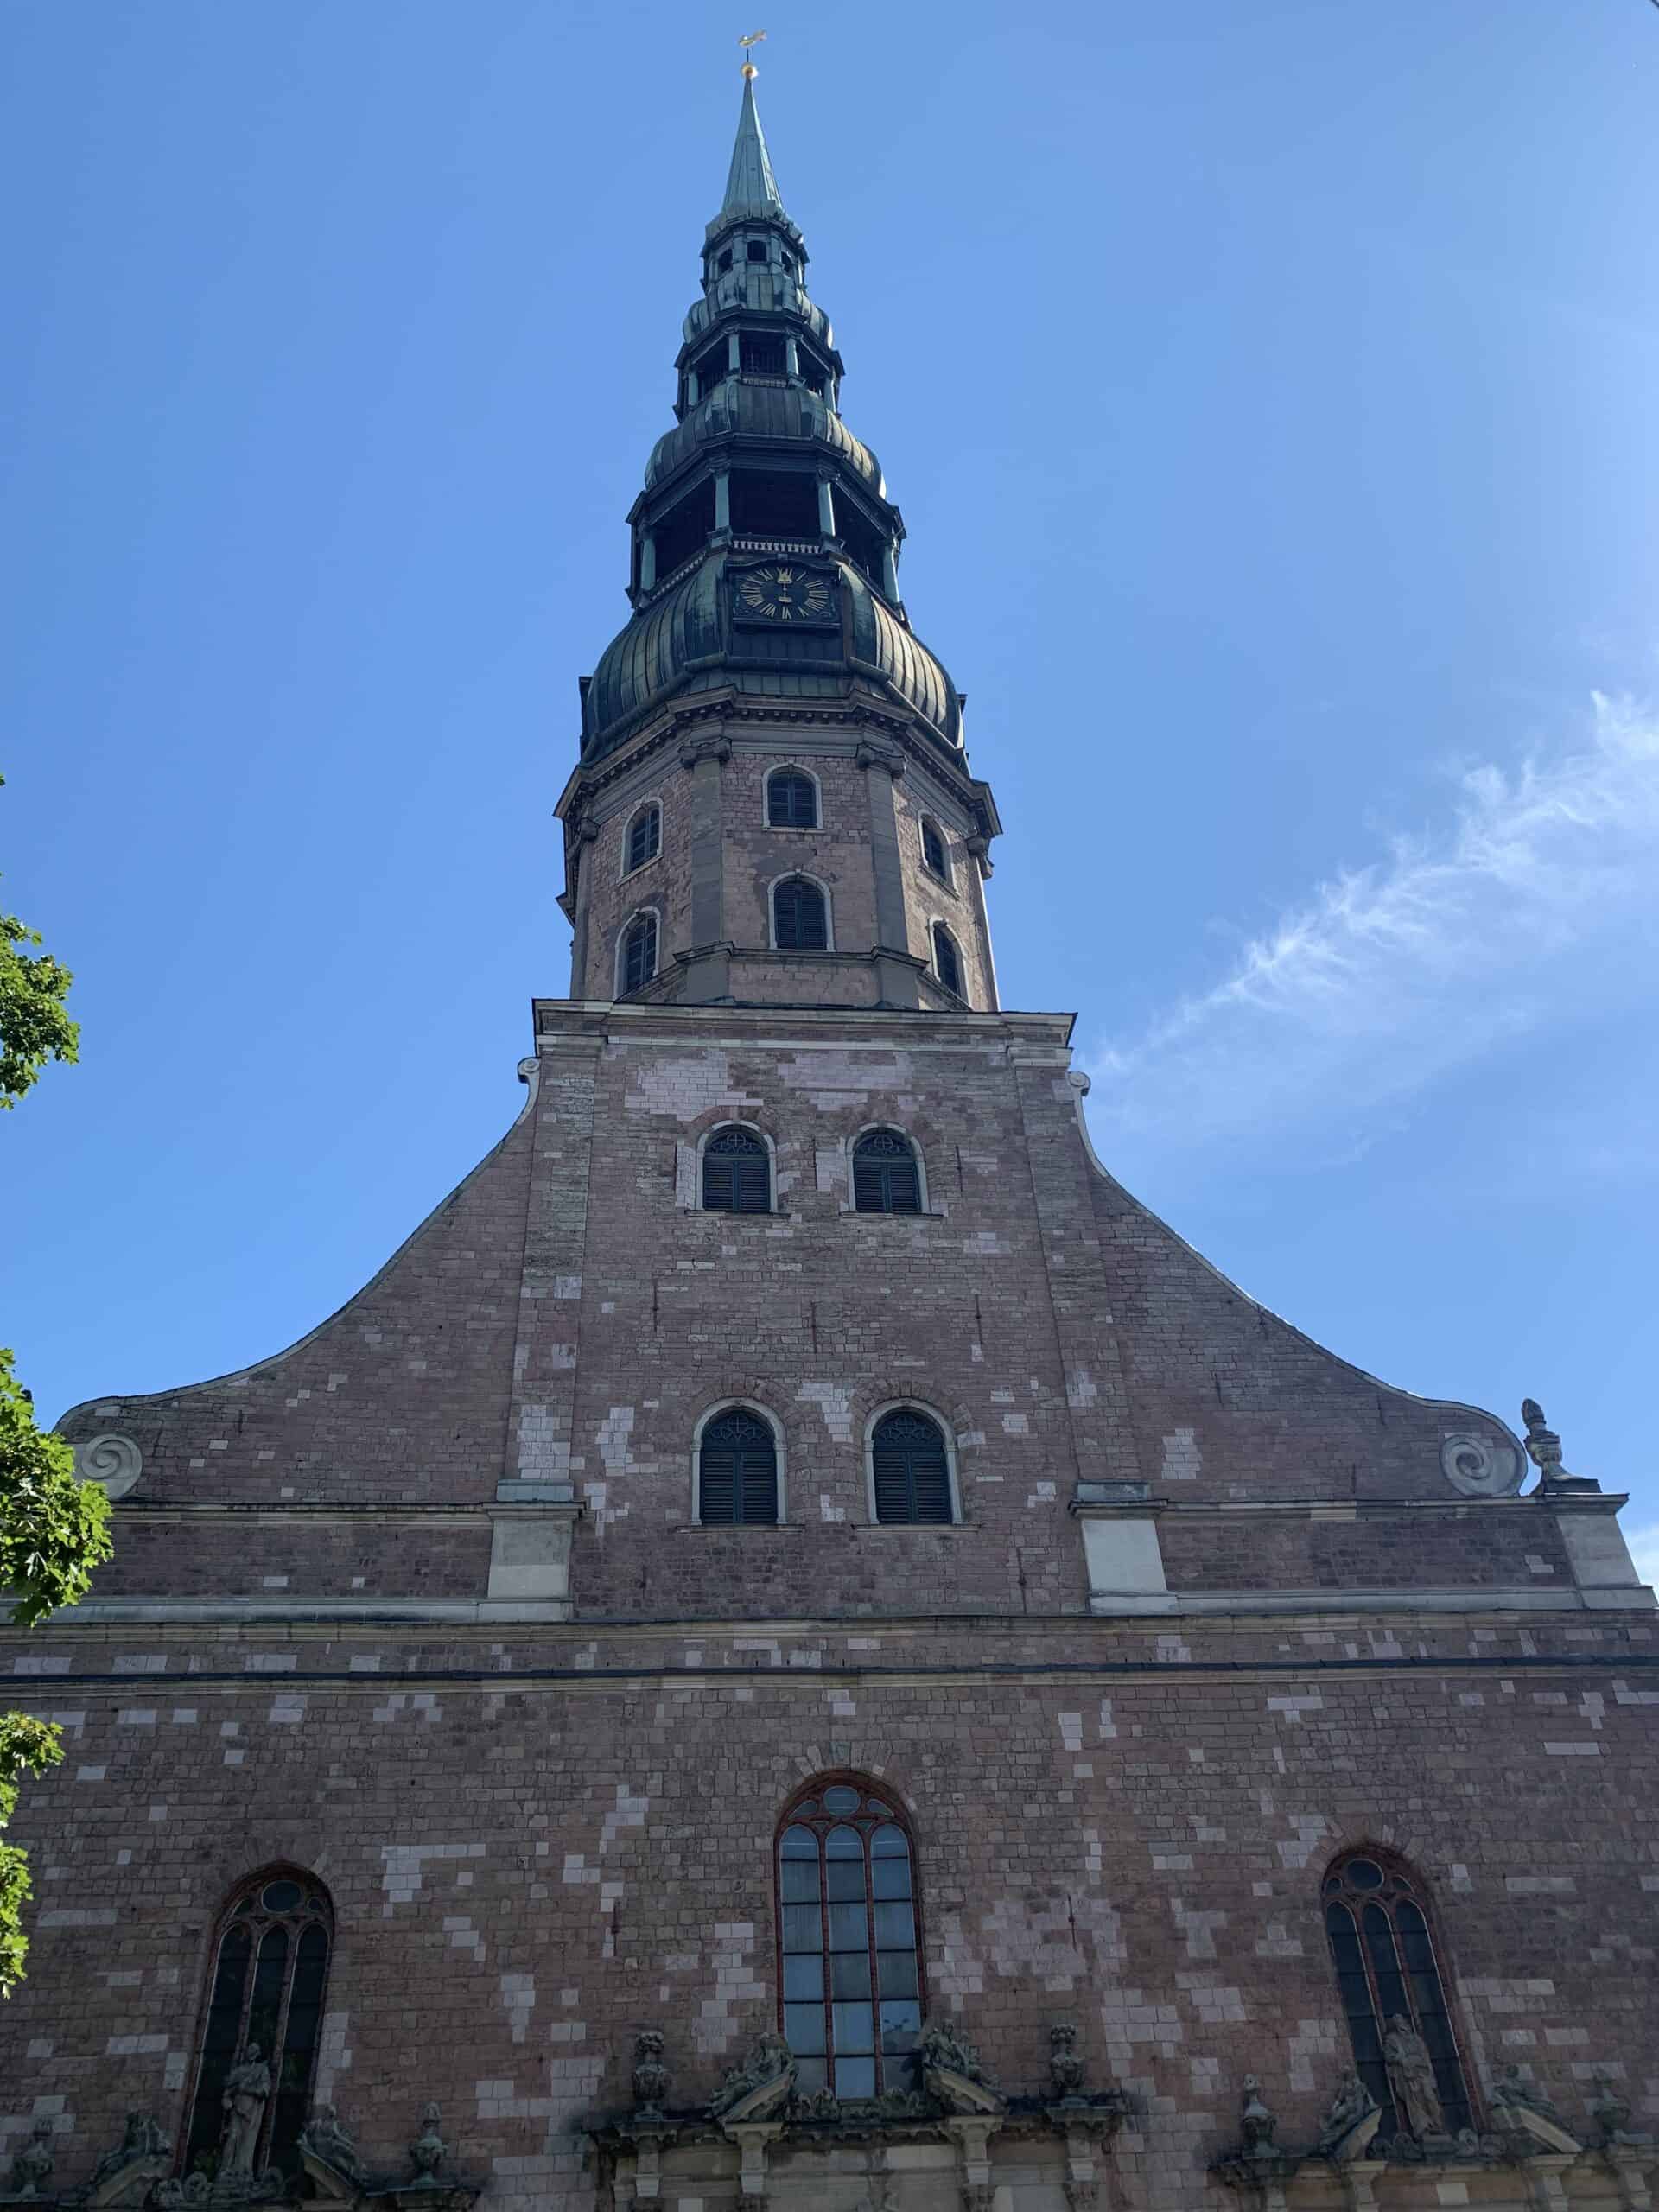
[{"xmin": 721, "ymin": 67, "xmax": 785, "ymax": 219}]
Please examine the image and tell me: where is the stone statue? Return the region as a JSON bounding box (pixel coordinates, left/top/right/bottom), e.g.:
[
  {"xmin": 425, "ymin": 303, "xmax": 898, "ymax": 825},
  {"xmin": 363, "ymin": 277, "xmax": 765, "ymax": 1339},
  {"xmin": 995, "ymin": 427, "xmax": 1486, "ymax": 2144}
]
[
  {"xmin": 1318, "ymin": 2072, "xmax": 1381, "ymax": 2163},
  {"xmin": 409, "ymin": 2104, "xmax": 447, "ymax": 2185},
  {"xmin": 10, "ymin": 2119, "xmax": 55, "ymax": 2201},
  {"xmin": 709, "ymin": 2032, "xmax": 794, "ymax": 2119},
  {"xmin": 918, "ymin": 2018, "xmax": 998, "ymax": 2089},
  {"xmin": 1492, "ymin": 2064, "xmax": 1564, "ymax": 2128},
  {"xmin": 1491, "ymin": 2064, "xmax": 1581, "ymax": 2154},
  {"xmin": 1049, "ymin": 2022, "xmax": 1086, "ymax": 2101},
  {"xmin": 92, "ymin": 2112, "xmax": 172, "ymax": 2190},
  {"xmin": 1382, "ymin": 2017, "xmax": 1443, "ymax": 2141},
  {"xmin": 631, "ymin": 2028, "xmax": 671, "ymax": 2117},
  {"xmin": 1589, "ymin": 2069, "xmax": 1638, "ymax": 2146},
  {"xmin": 1240, "ymin": 2075, "xmax": 1277, "ymax": 2157},
  {"xmin": 219, "ymin": 2046, "xmax": 273, "ymax": 2176},
  {"xmin": 298, "ymin": 2105, "xmax": 366, "ymax": 2186}
]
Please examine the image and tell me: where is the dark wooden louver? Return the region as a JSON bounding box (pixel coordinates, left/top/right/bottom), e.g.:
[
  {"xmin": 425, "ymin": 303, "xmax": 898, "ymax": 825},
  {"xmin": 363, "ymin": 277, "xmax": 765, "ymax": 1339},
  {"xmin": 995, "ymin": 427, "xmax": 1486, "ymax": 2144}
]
[
  {"xmin": 852, "ymin": 1129, "xmax": 921, "ymax": 1214},
  {"xmin": 702, "ymin": 1125, "xmax": 771, "ymax": 1213},
  {"xmin": 871, "ymin": 1409, "xmax": 953, "ymax": 1524},
  {"xmin": 698, "ymin": 1409, "xmax": 779, "ymax": 1524},
  {"xmin": 931, "ymin": 924, "xmax": 961, "ymax": 997},
  {"xmin": 773, "ymin": 875, "xmax": 829, "ymax": 950},
  {"xmin": 622, "ymin": 913, "xmax": 658, "ymax": 992},
  {"xmin": 768, "ymin": 771, "xmax": 817, "ymax": 828}
]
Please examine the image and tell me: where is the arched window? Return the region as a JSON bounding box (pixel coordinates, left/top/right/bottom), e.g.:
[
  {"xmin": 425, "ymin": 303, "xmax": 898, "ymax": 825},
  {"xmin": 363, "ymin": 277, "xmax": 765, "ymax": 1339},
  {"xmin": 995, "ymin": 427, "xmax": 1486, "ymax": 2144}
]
[
  {"xmin": 767, "ymin": 768, "xmax": 818, "ymax": 829},
  {"xmin": 620, "ymin": 912, "xmax": 658, "ymax": 994},
  {"xmin": 698, "ymin": 1408, "xmax": 779, "ymax": 1524},
  {"xmin": 871, "ymin": 1408, "xmax": 954, "ymax": 1524},
  {"xmin": 776, "ymin": 1780, "xmax": 922, "ymax": 2099},
  {"xmin": 920, "ymin": 818, "xmax": 950, "ymax": 880},
  {"xmin": 853, "ymin": 1128, "xmax": 922, "ymax": 1216},
  {"xmin": 1323, "ymin": 1853, "xmax": 1472, "ymax": 2141},
  {"xmin": 931, "ymin": 923, "xmax": 962, "ymax": 997},
  {"xmin": 183, "ymin": 1870, "xmax": 333, "ymax": 2182},
  {"xmin": 702, "ymin": 1125, "xmax": 771, "ymax": 1213},
  {"xmin": 626, "ymin": 803, "xmax": 661, "ymax": 874},
  {"xmin": 773, "ymin": 875, "xmax": 829, "ymax": 951}
]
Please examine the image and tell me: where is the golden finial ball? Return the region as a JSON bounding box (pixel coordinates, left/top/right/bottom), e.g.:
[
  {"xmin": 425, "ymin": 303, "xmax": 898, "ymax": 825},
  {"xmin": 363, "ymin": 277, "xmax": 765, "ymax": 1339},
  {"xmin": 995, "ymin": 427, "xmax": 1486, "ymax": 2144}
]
[{"xmin": 741, "ymin": 61, "xmax": 758, "ymax": 79}]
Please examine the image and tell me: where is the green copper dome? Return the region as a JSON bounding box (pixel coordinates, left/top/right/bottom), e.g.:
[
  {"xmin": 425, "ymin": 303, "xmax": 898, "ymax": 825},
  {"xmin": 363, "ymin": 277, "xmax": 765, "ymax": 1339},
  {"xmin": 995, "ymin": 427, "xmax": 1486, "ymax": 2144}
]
[{"xmin": 578, "ymin": 76, "xmax": 963, "ymax": 764}]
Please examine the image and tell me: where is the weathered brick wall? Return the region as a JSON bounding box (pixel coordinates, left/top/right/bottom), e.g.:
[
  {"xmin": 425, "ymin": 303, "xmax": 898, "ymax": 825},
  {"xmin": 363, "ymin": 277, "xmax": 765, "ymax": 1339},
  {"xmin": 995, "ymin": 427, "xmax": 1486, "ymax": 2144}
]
[
  {"xmin": 2, "ymin": 1611, "xmax": 1654, "ymax": 2211},
  {"xmin": 1158, "ymin": 1506, "xmax": 1574, "ymax": 1594}
]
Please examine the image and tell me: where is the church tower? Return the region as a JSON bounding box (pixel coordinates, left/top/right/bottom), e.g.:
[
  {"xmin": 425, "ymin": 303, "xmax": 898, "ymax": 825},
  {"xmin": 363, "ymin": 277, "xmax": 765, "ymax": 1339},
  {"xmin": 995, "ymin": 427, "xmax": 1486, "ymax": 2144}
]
[
  {"xmin": 559, "ymin": 67, "xmax": 999, "ymax": 1018},
  {"xmin": 4, "ymin": 65, "xmax": 1656, "ymax": 2212}
]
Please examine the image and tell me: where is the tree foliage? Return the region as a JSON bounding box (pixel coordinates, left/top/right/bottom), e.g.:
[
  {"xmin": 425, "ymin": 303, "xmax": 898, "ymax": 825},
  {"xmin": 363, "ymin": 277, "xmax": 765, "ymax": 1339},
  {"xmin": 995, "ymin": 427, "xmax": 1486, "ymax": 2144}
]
[
  {"xmin": 0, "ymin": 772, "xmax": 79, "ymax": 1107},
  {"xmin": 2, "ymin": 771, "xmax": 105, "ymax": 1994}
]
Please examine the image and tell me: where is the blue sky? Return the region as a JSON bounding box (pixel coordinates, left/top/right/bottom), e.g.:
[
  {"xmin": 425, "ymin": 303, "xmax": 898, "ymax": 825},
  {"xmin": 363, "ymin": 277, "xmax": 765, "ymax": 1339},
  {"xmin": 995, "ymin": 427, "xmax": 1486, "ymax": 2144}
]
[{"xmin": 3, "ymin": 1, "xmax": 1656, "ymax": 1564}]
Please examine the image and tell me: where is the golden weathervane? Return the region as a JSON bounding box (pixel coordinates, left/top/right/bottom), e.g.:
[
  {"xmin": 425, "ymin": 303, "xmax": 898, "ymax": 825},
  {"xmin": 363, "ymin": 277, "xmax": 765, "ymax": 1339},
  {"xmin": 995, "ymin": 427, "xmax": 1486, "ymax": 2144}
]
[{"xmin": 739, "ymin": 29, "xmax": 766, "ymax": 79}]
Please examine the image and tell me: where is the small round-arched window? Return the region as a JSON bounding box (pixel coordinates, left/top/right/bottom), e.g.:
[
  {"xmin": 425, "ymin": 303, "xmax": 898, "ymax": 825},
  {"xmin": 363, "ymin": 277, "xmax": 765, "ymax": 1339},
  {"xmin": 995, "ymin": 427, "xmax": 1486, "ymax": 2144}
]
[
  {"xmin": 871, "ymin": 1408, "xmax": 954, "ymax": 1524},
  {"xmin": 777, "ymin": 1781, "xmax": 921, "ymax": 2100},
  {"xmin": 620, "ymin": 912, "xmax": 658, "ymax": 994},
  {"xmin": 702, "ymin": 1125, "xmax": 771, "ymax": 1214},
  {"xmin": 626, "ymin": 804, "xmax": 661, "ymax": 874},
  {"xmin": 852, "ymin": 1128, "xmax": 921, "ymax": 1215},
  {"xmin": 931, "ymin": 923, "xmax": 962, "ymax": 997},
  {"xmin": 773, "ymin": 875, "xmax": 829, "ymax": 951},
  {"xmin": 767, "ymin": 769, "xmax": 818, "ymax": 829},
  {"xmin": 920, "ymin": 818, "xmax": 950, "ymax": 880},
  {"xmin": 183, "ymin": 1871, "xmax": 333, "ymax": 2181},
  {"xmin": 698, "ymin": 1408, "xmax": 779, "ymax": 1525},
  {"xmin": 1322, "ymin": 1853, "xmax": 1471, "ymax": 2140}
]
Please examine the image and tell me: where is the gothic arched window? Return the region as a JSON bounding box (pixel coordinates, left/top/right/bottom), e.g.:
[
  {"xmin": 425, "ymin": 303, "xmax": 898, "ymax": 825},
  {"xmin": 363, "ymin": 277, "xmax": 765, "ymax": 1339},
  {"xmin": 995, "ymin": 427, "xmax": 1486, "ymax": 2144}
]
[
  {"xmin": 1323, "ymin": 1852, "xmax": 1472, "ymax": 2140},
  {"xmin": 620, "ymin": 912, "xmax": 658, "ymax": 994},
  {"xmin": 931, "ymin": 923, "xmax": 962, "ymax": 997},
  {"xmin": 626, "ymin": 803, "xmax": 661, "ymax": 874},
  {"xmin": 776, "ymin": 1779, "xmax": 923, "ymax": 2099},
  {"xmin": 871, "ymin": 1408, "xmax": 955, "ymax": 1524},
  {"xmin": 773, "ymin": 875, "xmax": 829, "ymax": 951},
  {"xmin": 767, "ymin": 769, "xmax": 818, "ymax": 830},
  {"xmin": 920, "ymin": 818, "xmax": 950, "ymax": 880},
  {"xmin": 853, "ymin": 1129, "xmax": 922, "ymax": 1216},
  {"xmin": 698, "ymin": 1407, "xmax": 779, "ymax": 1524},
  {"xmin": 702, "ymin": 1125, "xmax": 771, "ymax": 1214},
  {"xmin": 183, "ymin": 1870, "xmax": 333, "ymax": 2182}
]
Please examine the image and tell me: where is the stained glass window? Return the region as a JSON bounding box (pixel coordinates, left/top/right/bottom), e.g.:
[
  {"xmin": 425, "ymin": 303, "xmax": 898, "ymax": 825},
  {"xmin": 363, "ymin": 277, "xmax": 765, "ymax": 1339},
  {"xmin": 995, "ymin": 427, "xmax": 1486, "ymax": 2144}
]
[
  {"xmin": 1322, "ymin": 1853, "xmax": 1471, "ymax": 2139},
  {"xmin": 777, "ymin": 1783, "xmax": 922, "ymax": 2100},
  {"xmin": 183, "ymin": 1872, "xmax": 333, "ymax": 2181}
]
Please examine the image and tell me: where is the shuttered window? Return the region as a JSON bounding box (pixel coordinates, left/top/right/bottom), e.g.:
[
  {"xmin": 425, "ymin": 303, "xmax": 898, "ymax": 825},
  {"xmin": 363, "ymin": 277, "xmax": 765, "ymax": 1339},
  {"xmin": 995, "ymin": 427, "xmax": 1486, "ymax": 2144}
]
[
  {"xmin": 776, "ymin": 1781, "xmax": 923, "ymax": 2099},
  {"xmin": 871, "ymin": 1409, "xmax": 953, "ymax": 1525},
  {"xmin": 183, "ymin": 1872, "xmax": 333, "ymax": 2183},
  {"xmin": 626, "ymin": 804, "xmax": 660, "ymax": 872},
  {"xmin": 931, "ymin": 924, "xmax": 962, "ymax": 996},
  {"xmin": 852, "ymin": 1129, "xmax": 921, "ymax": 1215},
  {"xmin": 773, "ymin": 875, "xmax": 829, "ymax": 950},
  {"xmin": 1322, "ymin": 1854, "xmax": 1472, "ymax": 2142},
  {"xmin": 767, "ymin": 770, "xmax": 818, "ymax": 828},
  {"xmin": 698, "ymin": 1408, "xmax": 779, "ymax": 1525},
  {"xmin": 702, "ymin": 1125, "xmax": 771, "ymax": 1213},
  {"xmin": 621, "ymin": 912, "xmax": 658, "ymax": 993},
  {"xmin": 920, "ymin": 819, "xmax": 949, "ymax": 879}
]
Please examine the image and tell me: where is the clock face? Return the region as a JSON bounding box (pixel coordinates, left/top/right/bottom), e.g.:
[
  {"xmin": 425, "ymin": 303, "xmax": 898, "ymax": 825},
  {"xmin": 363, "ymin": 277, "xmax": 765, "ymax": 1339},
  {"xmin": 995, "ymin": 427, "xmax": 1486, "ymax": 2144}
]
[{"xmin": 734, "ymin": 563, "xmax": 836, "ymax": 626}]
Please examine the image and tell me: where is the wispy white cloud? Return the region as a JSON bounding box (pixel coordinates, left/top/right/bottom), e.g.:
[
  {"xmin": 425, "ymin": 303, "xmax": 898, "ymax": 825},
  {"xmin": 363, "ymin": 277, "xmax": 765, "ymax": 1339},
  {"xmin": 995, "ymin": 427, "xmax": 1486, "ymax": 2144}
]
[{"xmin": 1084, "ymin": 692, "xmax": 1659, "ymax": 1163}]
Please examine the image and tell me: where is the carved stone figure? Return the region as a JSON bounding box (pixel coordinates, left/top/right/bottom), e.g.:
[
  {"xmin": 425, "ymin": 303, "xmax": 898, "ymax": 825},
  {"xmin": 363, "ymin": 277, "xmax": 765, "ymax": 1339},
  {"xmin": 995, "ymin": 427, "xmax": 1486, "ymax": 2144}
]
[
  {"xmin": 92, "ymin": 2112, "xmax": 172, "ymax": 2191},
  {"xmin": 1491, "ymin": 2065, "xmax": 1580, "ymax": 2154},
  {"xmin": 219, "ymin": 2047, "xmax": 273, "ymax": 2177},
  {"xmin": 409, "ymin": 2104, "xmax": 447, "ymax": 2185},
  {"xmin": 1589, "ymin": 2070, "xmax": 1640, "ymax": 2146},
  {"xmin": 10, "ymin": 2119, "xmax": 55, "ymax": 2200},
  {"xmin": 709, "ymin": 2032, "xmax": 794, "ymax": 2120},
  {"xmin": 918, "ymin": 2018, "xmax": 997, "ymax": 2089},
  {"xmin": 1318, "ymin": 2072, "xmax": 1381, "ymax": 2164},
  {"xmin": 1382, "ymin": 2017, "xmax": 1443, "ymax": 2141},
  {"xmin": 298, "ymin": 2105, "xmax": 366, "ymax": 2186},
  {"xmin": 1240, "ymin": 2075, "xmax": 1277, "ymax": 2157},
  {"xmin": 631, "ymin": 2028, "xmax": 671, "ymax": 2117},
  {"xmin": 1049, "ymin": 2023, "xmax": 1086, "ymax": 2101}
]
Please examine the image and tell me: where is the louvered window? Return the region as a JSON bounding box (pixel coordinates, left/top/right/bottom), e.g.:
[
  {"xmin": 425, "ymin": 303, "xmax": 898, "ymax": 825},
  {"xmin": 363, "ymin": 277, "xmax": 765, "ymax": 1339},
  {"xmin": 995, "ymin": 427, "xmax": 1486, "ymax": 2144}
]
[
  {"xmin": 853, "ymin": 1129, "xmax": 921, "ymax": 1215},
  {"xmin": 698, "ymin": 1408, "xmax": 779, "ymax": 1525},
  {"xmin": 776, "ymin": 1781, "xmax": 923, "ymax": 2099},
  {"xmin": 183, "ymin": 1871, "xmax": 333, "ymax": 2183},
  {"xmin": 773, "ymin": 875, "xmax": 829, "ymax": 950},
  {"xmin": 702, "ymin": 1125, "xmax": 771, "ymax": 1214},
  {"xmin": 871, "ymin": 1409, "xmax": 954, "ymax": 1525},
  {"xmin": 931, "ymin": 924, "xmax": 962, "ymax": 996},
  {"xmin": 767, "ymin": 770, "xmax": 817, "ymax": 829},
  {"xmin": 621, "ymin": 913, "xmax": 658, "ymax": 994},
  {"xmin": 1322, "ymin": 1854, "xmax": 1472, "ymax": 2141},
  {"xmin": 920, "ymin": 819, "xmax": 949, "ymax": 879},
  {"xmin": 626, "ymin": 804, "xmax": 660, "ymax": 873}
]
